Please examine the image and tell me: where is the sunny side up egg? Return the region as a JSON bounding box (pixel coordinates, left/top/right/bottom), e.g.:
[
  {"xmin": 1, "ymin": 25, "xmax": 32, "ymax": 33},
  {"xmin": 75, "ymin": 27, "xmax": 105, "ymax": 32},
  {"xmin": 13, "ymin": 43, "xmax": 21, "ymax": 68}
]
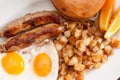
[{"xmin": 0, "ymin": 41, "xmax": 59, "ymax": 80}]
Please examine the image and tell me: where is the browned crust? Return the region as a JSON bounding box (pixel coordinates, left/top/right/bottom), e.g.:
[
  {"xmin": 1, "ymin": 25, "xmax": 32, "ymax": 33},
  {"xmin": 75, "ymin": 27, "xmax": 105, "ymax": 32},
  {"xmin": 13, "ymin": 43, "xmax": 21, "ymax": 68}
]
[
  {"xmin": 51, "ymin": 0, "xmax": 105, "ymax": 20},
  {"xmin": 2, "ymin": 23, "xmax": 63, "ymax": 52},
  {"xmin": 1, "ymin": 11, "xmax": 62, "ymax": 37}
]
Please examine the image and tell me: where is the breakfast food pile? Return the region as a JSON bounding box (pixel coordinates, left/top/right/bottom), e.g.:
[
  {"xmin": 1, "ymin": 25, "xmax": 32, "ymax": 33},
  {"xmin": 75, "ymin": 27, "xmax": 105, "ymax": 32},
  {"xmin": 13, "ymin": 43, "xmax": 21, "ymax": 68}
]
[
  {"xmin": 0, "ymin": 0, "xmax": 120, "ymax": 80},
  {"xmin": 0, "ymin": 11, "xmax": 62, "ymax": 80},
  {"xmin": 54, "ymin": 20, "xmax": 120, "ymax": 80}
]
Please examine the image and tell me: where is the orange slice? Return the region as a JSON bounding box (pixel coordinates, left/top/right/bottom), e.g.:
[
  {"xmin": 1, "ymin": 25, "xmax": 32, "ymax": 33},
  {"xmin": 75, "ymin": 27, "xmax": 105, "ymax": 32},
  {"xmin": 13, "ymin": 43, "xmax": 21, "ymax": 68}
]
[
  {"xmin": 104, "ymin": 7, "xmax": 120, "ymax": 39},
  {"xmin": 99, "ymin": 0, "xmax": 115, "ymax": 31}
]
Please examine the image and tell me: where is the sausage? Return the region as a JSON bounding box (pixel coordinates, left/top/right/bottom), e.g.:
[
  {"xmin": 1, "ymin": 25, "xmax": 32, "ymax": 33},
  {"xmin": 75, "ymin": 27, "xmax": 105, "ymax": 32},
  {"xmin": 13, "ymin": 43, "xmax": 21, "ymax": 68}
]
[
  {"xmin": 0, "ymin": 11, "xmax": 62, "ymax": 38},
  {"xmin": 1, "ymin": 23, "xmax": 63, "ymax": 52}
]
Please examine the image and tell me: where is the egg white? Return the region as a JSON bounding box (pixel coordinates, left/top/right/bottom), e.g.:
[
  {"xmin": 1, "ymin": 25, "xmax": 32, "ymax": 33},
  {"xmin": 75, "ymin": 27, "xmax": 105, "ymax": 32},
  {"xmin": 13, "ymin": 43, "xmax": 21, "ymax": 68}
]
[{"xmin": 0, "ymin": 41, "xmax": 59, "ymax": 80}]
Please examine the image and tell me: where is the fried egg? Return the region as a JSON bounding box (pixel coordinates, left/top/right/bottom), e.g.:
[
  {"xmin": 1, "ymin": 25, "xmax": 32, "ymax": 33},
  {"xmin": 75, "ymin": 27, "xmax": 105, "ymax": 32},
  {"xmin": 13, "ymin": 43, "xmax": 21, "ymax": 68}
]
[{"xmin": 0, "ymin": 41, "xmax": 58, "ymax": 80}]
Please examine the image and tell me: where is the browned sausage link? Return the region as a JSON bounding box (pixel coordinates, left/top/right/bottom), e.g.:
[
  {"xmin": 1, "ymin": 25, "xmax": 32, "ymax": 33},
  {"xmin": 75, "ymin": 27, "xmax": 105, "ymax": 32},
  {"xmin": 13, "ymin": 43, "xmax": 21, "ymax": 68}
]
[
  {"xmin": 1, "ymin": 11, "xmax": 62, "ymax": 37},
  {"xmin": 1, "ymin": 23, "xmax": 63, "ymax": 52}
]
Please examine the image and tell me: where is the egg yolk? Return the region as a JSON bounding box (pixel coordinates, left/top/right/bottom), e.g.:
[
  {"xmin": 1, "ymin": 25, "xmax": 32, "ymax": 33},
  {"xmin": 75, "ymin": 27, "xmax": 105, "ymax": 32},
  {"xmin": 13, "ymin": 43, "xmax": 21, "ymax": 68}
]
[
  {"xmin": 2, "ymin": 52, "xmax": 24, "ymax": 75},
  {"xmin": 34, "ymin": 53, "xmax": 52, "ymax": 77}
]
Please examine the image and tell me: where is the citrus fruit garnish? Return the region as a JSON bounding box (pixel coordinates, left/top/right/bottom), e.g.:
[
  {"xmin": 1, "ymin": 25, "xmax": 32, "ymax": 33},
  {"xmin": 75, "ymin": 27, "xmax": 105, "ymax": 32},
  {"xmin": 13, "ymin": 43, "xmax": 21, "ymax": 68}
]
[
  {"xmin": 99, "ymin": 0, "xmax": 115, "ymax": 31},
  {"xmin": 104, "ymin": 7, "xmax": 120, "ymax": 38}
]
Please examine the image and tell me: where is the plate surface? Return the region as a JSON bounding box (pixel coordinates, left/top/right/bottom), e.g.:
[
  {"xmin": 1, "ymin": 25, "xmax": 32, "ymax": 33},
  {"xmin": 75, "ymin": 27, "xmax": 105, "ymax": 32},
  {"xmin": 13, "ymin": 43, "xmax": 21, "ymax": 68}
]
[{"xmin": 0, "ymin": 0, "xmax": 120, "ymax": 80}]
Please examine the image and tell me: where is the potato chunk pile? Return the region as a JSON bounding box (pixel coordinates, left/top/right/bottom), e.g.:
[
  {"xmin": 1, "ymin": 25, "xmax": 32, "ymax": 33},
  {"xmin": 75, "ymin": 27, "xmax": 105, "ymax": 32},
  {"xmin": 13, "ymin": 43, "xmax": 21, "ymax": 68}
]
[{"xmin": 54, "ymin": 20, "xmax": 120, "ymax": 80}]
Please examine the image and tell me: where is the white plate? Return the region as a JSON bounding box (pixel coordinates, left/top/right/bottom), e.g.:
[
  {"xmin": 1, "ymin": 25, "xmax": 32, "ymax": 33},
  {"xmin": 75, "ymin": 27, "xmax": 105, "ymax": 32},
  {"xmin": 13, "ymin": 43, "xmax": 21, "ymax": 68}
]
[{"xmin": 0, "ymin": 0, "xmax": 120, "ymax": 80}]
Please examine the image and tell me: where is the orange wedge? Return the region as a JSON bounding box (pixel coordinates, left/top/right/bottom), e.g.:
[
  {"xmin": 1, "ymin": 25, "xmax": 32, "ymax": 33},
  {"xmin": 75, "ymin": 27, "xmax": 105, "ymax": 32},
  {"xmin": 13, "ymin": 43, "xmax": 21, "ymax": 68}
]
[
  {"xmin": 99, "ymin": 0, "xmax": 115, "ymax": 31},
  {"xmin": 104, "ymin": 7, "xmax": 120, "ymax": 39}
]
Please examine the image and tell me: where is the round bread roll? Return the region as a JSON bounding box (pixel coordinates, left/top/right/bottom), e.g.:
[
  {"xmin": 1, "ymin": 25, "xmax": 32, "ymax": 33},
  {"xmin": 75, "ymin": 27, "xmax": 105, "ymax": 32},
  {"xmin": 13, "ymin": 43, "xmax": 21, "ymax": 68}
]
[{"xmin": 51, "ymin": 0, "xmax": 105, "ymax": 19}]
